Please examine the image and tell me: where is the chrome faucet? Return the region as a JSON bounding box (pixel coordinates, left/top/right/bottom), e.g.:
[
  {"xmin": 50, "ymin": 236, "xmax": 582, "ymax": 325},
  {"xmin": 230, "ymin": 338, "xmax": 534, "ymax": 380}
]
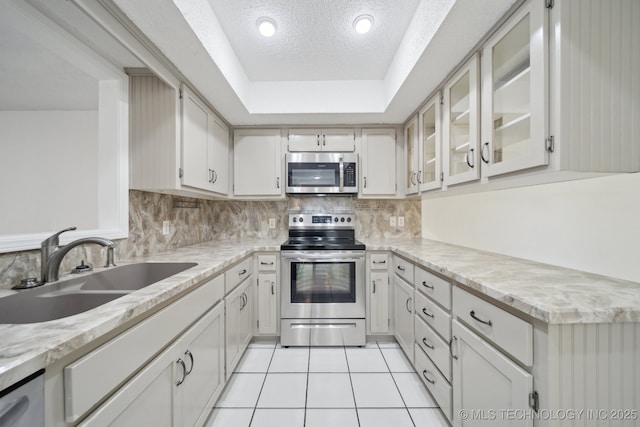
[{"xmin": 41, "ymin": 227, "xmax": 116, "ymax": 283}]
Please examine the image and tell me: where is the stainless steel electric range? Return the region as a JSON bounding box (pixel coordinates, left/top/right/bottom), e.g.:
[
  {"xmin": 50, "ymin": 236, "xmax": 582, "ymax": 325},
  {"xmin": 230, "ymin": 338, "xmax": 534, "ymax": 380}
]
[{"xmin": 280, "ymin": 211, "xmax": 366, "ymax": 346}]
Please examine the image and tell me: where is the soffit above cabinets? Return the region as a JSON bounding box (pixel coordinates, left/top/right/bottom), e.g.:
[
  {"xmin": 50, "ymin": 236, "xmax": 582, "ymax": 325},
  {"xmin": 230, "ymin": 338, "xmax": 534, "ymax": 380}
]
[{"xmin": 112, "ymin": 0, "xmax": 519, "ymax": 125}]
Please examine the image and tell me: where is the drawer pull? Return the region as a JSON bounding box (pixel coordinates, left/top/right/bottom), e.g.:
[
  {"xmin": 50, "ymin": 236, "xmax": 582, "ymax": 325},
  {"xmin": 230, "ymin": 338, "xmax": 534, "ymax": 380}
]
[
  {"xmin": 239, "ymin": 269, "xmax": 248, "ymax": 276},
  {"xmin": 372, "ymin": 260, "xmax": 387, "ymax": 264},
  {"xmin": 271, "ymin": 282, "xmax": 275, "ymax": 295},
  {"xmin": 184, "ymin": 350, "xmax": 194, "ymax": 375},
  {"xmin": 260, "ymin": 261, "xmax": 274, "ymax": 266},
  {"xmin": 470, "ymin": 310, "xmax": 493, "ymax": 327},
  {"xmin": 176, "ymin": 359, "xmax": 187, "ymax": 386},
  {"xmin": 405, "ymin": 297, "xmax": 412, "ymax": 313},
  {"xmin": 422, "ymin": 308, "xmax": 434, "ymax": 318},
  {"xmin": 422, "ymin": 337, "xmax": 434, "ymax": 350},
  {"xmin": 421, "ymin": 281, "xmax": 434, "ymax": 290},
  {"xmin": 397, "ymin": 265, "xmax": 405, "ymax": 271},
  {"xmin": 449, "ymin": 336, "xmax": 459, "ymax": 360},
  {"xmin": 372, "ymin": 280, "xmax": 376, "ymax": 294},
  {"xmin": 422, "ymin": 370, "xmax": 436, "ymax": 385}
]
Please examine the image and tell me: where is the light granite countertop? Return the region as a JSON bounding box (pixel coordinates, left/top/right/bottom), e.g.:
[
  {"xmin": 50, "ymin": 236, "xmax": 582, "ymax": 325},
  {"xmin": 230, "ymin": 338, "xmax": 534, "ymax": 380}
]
[{"xmin": 1, "ymin": 237, "xmax": 639, "ymax": 391}]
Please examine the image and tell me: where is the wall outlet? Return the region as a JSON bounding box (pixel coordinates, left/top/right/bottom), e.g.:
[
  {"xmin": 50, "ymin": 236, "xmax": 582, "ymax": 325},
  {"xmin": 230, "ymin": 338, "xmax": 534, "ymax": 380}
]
[
  {"xmin": 268, "ymin": 218, "xmax": 276, "ymax": 229},
  {"xmin": 162, "ymin": 220, "xmax": 170, "ymax": 235},
  {"xmin": 390, "ymin": 216, "xmax": 397, "ymax": 227},
  {"xmin": 398, "ymin": 216, "xmax": 405, "ymax": 227}
]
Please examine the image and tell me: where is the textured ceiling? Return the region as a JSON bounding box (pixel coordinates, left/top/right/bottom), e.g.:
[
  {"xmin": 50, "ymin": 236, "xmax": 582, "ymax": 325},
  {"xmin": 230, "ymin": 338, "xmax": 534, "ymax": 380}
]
[{"xmin": 207, "ymin": 0, "xmax": 421, "ymax": 81}]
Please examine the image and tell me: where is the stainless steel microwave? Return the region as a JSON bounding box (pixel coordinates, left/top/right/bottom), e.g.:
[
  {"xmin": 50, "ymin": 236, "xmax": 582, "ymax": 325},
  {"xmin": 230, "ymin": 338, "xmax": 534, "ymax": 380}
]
[{"xmin": 285, "ymin": 152, "xmax": 358, "ymax": 194}]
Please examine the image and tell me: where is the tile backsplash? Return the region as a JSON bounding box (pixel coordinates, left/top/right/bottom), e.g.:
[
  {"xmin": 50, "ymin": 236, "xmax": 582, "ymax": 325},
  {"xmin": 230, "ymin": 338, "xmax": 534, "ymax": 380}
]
[{"xmin": 0, "ymin": 191, "xmax": 420, "ymax": 289}]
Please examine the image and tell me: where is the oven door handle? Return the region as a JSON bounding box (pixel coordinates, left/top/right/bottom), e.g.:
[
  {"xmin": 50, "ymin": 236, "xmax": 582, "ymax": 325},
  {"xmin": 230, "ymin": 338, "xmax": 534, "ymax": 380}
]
[{"xmin": 283, "ymin": 257, "xmax": 364, "ymax": 263}]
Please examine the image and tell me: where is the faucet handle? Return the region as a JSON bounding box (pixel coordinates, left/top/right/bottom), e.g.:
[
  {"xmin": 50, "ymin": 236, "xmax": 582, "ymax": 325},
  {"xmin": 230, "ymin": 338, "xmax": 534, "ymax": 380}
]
[{"xmin": 41, "ymin": 226, "xmax": 77, "ymax": 247}]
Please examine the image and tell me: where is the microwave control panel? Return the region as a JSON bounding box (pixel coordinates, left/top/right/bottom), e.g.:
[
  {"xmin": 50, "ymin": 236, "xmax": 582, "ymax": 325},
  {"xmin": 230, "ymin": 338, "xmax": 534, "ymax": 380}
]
[{"xmin": 344, "ymin": 163, "xmax": 356, "ymax": 187}]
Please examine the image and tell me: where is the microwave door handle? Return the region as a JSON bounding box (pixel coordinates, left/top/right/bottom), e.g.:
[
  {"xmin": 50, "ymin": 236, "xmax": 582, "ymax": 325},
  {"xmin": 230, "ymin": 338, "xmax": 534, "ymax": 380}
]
[{"xmin": 339, "ymin": 156, "xmax": 344, "ymax": 192}]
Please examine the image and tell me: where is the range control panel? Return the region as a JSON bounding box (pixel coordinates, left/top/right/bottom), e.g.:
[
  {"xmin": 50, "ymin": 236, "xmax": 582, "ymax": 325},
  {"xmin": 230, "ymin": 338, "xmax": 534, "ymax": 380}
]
[{"xmin": 289, "ymin": 212, "xmax": 355, "ymax": 228}]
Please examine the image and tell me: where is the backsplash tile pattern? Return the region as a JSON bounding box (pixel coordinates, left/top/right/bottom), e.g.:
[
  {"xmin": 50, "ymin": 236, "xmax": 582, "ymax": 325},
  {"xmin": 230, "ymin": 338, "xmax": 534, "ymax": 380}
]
[{"xmin": 0, "ymin": 191, "xmax": 419, "ymax": 289}]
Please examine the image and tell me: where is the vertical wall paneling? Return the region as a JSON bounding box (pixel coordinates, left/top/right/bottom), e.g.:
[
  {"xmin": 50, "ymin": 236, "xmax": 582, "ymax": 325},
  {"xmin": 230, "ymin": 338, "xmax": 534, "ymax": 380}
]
[{"xmin": 558, "ymin": 0, "xmax": 640, "ymax": 172}]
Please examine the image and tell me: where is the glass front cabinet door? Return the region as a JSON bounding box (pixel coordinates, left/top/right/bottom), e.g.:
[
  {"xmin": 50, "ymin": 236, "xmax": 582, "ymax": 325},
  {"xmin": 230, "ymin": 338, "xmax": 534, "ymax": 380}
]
[
  {"xmin": 443, "ymin": 54, "xmax": 480, "ymax": 186},
  {"xmin": 404, "ymin": 115, "xmax": 419, "ymax": 195},
  {"xmin": 480, "ymin": 0, "xmax": 549, "ymax": 177},
  {"xmin": 418, "ymin": 92, "xmax": 442, "ymax": 192}
]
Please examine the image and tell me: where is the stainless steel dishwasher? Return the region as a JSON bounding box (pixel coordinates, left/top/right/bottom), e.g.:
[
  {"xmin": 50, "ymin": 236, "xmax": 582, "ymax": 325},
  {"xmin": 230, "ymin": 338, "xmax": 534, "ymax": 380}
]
[{"xmin": 0, "ymin": 370, "xmax": 44, "ymax": 427}]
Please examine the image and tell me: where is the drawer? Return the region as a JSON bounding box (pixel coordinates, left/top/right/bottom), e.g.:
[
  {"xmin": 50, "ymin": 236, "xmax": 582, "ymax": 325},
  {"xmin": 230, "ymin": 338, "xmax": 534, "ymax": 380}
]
[
  {"xmin": 393, "ymin": 255, "xmax": 414, "ymax": 284},
  {"xmin": 369, "ymin": 253, "xmax": 389, "ymax": 270},
  {"xmin": 415, "ymin": 266, "xmax": 451, "ymax": 310},
  {"xmin": 415, "ymin": 315, "xmax": 451, "ymax": 382},
  {"xmin": 415, "ymin": 290, "xmax": 451, "ymax": 341},
  {"xmin": 64, "ymin": 274, "xmax": 224, "ymax": 422},
  {"xmin": 414, "ymin": 343, "xmax": 452, "ymax": 423},
  {"xmin": 225, "ymin": 257, "xmax": 253, "ymax": 294},
  {"xmin": 453, "ymin": 287, "xmax": 533, "ymax": 366},
  {"xmin": 257, "ymin": 254, "xmax": 277, "ymax": 271}
]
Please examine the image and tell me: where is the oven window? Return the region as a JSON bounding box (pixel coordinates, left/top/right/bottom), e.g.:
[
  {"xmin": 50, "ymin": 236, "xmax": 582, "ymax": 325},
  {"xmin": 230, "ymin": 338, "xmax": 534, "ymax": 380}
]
[{"xmin": 290, "ymin": 262, "xmax": 356, "ymax": 303}]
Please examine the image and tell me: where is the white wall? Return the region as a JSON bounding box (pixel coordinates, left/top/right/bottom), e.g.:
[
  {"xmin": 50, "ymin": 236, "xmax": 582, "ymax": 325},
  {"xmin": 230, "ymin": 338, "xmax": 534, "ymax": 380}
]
[
  {"xmin": 422, "ymin": 173, "xmax": 640, "ymax": 282},
  {"xmin": 0, "ymin": 111, "xmax": 99, "ymax": 235}
]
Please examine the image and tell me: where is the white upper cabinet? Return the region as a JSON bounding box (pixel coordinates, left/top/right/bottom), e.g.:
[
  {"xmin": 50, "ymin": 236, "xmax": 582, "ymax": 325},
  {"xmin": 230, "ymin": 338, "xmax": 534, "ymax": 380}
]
[
  {"xmin": 418, "ymin": 93, "xmax": 443, "ymax": 192},
  {"xmin": 480, "ymin": 0, "xmax": 549, "ymax": 178},
  {"xmin": 181, "ymin": 88, "xmax": 229, "ymax": 195},
  {"xmin": 404, "ymin": 116, "xmax": 419, "ymax": 195},
  {"xmin": 233, "ymin": 129, "xmax": 283, "ymax": 198},
  {"xmin": 443, "ymin": 54, "xmax": 480, "ymax": 187},
  {"xmin": 360, "ymin": 128, "xmax": 397, "ymax": 197},
  {"xmin": 288, "ymin": 128, "xmax": 355, "ymax": 152}
]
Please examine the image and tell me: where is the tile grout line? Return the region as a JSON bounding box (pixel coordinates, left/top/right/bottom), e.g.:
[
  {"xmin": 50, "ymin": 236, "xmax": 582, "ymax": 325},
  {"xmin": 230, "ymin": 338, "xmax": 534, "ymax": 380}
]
[
  {"xmin": 377, "ymin": 342, "xmax": 417, "ymax": 427},
  {"xmin": 248, "ymin": 342, "xmax": 277, "ymax": 427},
  {"xmin": 303, "ymin": 345, "xmax": 310, "ymax": 427},
  {"xmin": 344, "ymin": 344, "xmax": 362, "ymax": 427}
]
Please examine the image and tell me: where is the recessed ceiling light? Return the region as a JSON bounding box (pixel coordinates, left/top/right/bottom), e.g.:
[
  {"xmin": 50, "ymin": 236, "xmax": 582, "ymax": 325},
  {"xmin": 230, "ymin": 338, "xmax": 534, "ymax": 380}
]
[
  {"xmin": 353, "ymin": 15, "xmax": 373, "ymax": 34},
  {"xmin": 257, "ymin": 17, "xmax": 277, "ymax": 37}
]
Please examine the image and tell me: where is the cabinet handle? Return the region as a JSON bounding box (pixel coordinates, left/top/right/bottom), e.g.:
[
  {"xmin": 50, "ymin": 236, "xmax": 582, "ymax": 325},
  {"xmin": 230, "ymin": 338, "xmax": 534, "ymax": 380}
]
[
  {"xmin": 372, "ymin": 280, "xmax": 376, "ymax": 294},
  {"xmin": 213, "ymin": 170, "xmax": 218, "ymax": 184},
  {"xmin": 449, "ymin": 336, "xmax": 459, "ymax": 360},
  {"xmin": 363, "ymin": 176, "xmax": 367, "ymax": 188},
  {"xmin": 481, "ymin": 142, "xmax": 490, "ymax": 164},
  {"xmin": 208, "ymin": 169, "xmax": 213, "ymax": 183},
  {"xmin": 176, "ymin": 358, "xmax": 187, "ymax": 386},
  {"xmin": 372, "ymin": 260, "xmax": 387, "ymax": 264},
  {"xmin": 469, "ymin": 310, "xmax": 493, "ymax": 327},
  {"xmin": 260, "ymin": 261, "xmax": 274, "ymax": 266},
  {"xmin": 323, "ymin": 135, "xmax": 326, "ymax": 146},
  {"xmin": 184, "ymin": 350, "xmax": 194, "ymax": 375},
  {"xmin": 405, "ymin": 297, "xmax": 412, "ymax": 313},
  {"xmin": 465, "ymin": 148, "xmax": 475, "ymax": 168},
  {"xmin": 317, "ymin": 134, "xmax": 320, "ymax": 146},
  {"xmin": 421, "ymin": 281, "xmax": 434, "ymax": 290},
  {"xmin": 276, "ymin": 176, "xmax": 280, "ymax": 189},
  {"xmin": 410, "ymin": 172, "xmax": 417, "ymax": 185},
  {"xmin": 422, "ymin": 369, "xmax": 436, "ymax": 385},
  {"xmin": 397, "ymin": 265, "xmax": 405, "ymax": 271},
  {"xmin": 239, "ymin": 269, "xmax": 247, "ymax": 276},
  {"xmin": 422, "ymin": 307, "xmax": 434, "ymax": 319},
  {"xmin": 271, "ymin": 282, "xmax": 275, "ymax": 295},
  {"xmin": 422, "ymin": 337, "xmax": 434, "ymax": 350},
  {"xmin": 417, "ymin": 170, "xmax": 423, "ymax": 184}
]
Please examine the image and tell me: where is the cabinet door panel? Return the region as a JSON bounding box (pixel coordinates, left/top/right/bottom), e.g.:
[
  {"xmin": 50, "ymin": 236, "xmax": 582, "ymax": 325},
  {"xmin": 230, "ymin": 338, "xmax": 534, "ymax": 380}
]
[
  {"xmin": 258, "ymin": 273, "xmax": 278, "ymax": 335},
  {"xmin": 288, "ymin": 129, "xmax": 322, "ymax": 151},
  {"xmin": 369, "ymin": 271, "xmax": 389, "ymax": 334},
  {"xmin": 404, "ymin": 116, "xmax": 419, "ymax": 195},
  {"xmin": 393, "ymin": 275, "xmax": 414, "ymax": 362},
  {"xmin": 234, "ymin": 130, "xmax": 282, "ymax": 196},
  {"xmin": 181, "ymin": 92, "xmax": 209, "ymax": 191},
  {"xmin": 322, "ymin": 129, "xmax": 355, "ymax": 152},
  {"xmin": 361, "ymin": 129, "xmax": 396, "ymax": 197},
  {"xmin": 182, "ymin": 302, "xmax": 225, "ymax": 427},
  {"xmin": 208, "ymin": 116, "xmax": 229, "ymax": 195},
  {"xmin": 452, "ymin": 320, "xmax": 533, "ymax": 427},
  {"xmin": 418, "ymin": 93, "xmax": 442, "ymax": 192}
]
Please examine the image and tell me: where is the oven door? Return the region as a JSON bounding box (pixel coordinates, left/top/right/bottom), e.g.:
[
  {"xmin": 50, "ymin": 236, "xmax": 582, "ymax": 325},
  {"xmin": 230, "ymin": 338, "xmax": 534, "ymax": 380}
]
[{"xmin": 281, "ymin": 251, "xmax": 365, "ymax": 319}]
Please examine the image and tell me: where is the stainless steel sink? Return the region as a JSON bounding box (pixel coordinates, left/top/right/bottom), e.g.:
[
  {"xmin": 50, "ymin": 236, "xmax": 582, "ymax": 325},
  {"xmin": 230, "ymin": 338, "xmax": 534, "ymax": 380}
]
[{"xmin": 0, "ymin": 262, "xmax": 197, "ymax": 324}]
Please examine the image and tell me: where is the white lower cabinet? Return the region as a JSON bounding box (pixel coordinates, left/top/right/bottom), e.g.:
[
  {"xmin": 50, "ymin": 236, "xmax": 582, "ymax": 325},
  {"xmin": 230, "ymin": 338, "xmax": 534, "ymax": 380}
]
[
  {"xmin": 225, "ymin": 276, "xmax": 253, "ymax": 378},
  {"xmin": 367, "ymin": 252, "xmax": 391, "ymax": 334},
  {"xmin": 451, "ymin": 319, "xmax": 533, "ymax": 427},
  {"xmin": 80, "ymin": 302, "xmax": 225, "ymax": 427},
  {"xmin": 393, "ymin": 275, "xmax": 414, "ymax": 363},
  {"xmin": 257, "ymin": 272, "xmax": 277, "ymax": 335}
]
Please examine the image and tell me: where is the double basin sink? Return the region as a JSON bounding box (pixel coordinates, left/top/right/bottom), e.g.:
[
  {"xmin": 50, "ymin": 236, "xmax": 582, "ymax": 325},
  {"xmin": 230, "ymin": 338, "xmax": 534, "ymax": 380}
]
[{"xmin": 0, "ymin": 262, "xmax": 197, "ymax": 324}]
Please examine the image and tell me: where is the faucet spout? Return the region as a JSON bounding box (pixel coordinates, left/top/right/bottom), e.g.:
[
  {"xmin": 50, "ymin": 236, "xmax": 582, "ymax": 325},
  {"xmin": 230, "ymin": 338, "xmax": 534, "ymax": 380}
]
[{"xmin": 42, "ymin": 234, "xmax": 116, "ymax": 283}]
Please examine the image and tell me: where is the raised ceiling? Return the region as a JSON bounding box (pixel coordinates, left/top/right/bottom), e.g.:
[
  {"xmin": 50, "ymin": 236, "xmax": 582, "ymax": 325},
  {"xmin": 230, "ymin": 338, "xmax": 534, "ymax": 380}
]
[{"xmin": 113, "ymin": 0, "xmax": 519, "ymax": 125}]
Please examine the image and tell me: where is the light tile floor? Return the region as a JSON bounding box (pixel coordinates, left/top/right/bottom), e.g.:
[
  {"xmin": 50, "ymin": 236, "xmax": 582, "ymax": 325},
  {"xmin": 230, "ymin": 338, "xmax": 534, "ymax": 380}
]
[{"xmin": 206, "ymin": 340, "xmax": 449, "ymax": 427}]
